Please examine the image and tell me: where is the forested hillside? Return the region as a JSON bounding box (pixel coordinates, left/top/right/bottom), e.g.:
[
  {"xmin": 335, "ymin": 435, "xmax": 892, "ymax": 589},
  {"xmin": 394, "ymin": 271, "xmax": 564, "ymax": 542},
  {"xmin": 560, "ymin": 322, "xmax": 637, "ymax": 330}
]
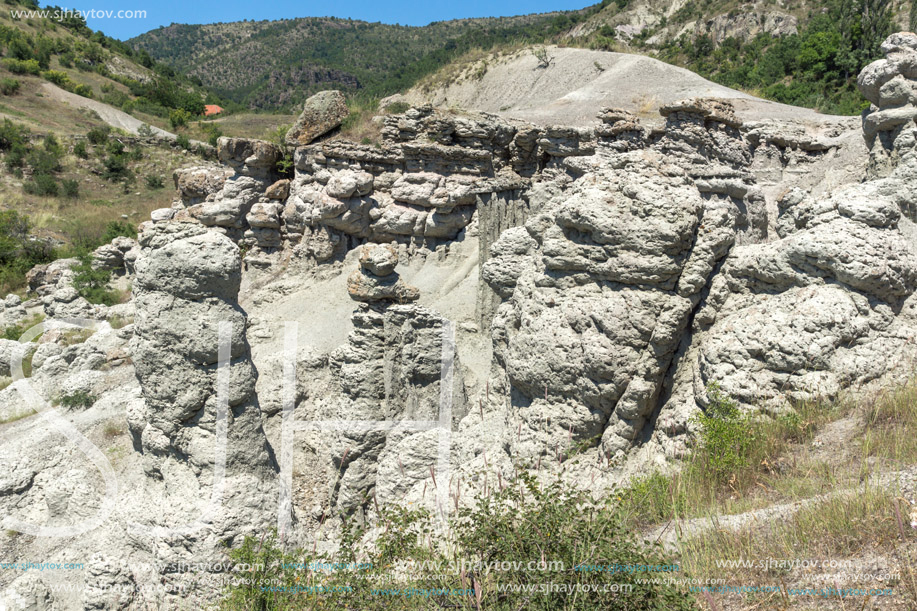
[
  {"xmin": 129, "ymin": 12, "xmax": 597, "ymax": 109},
  {"xmin": 579, "ymin": 0, "xmax": 901, "ymax": 114}
]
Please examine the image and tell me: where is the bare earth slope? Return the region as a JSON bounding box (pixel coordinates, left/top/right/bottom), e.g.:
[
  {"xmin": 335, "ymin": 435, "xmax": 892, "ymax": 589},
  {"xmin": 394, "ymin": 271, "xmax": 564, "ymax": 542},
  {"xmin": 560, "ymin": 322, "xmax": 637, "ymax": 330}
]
[
  {"xmin": 398, "ymin": 46, "xmax": 845, "ymax": 127},
  {"xmin": 39, "ymin": 83, "xmax": 177, "ymax": 139}
]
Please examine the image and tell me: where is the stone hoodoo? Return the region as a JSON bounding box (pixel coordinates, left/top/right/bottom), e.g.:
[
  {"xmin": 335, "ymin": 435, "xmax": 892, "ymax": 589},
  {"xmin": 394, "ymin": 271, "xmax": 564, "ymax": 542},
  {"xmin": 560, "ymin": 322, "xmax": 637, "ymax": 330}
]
[
  {"xmin": 125, "ymin": 221, "xmax": 278, "ymax": 595},
  {"xmin": 142, "ymin": 69, "xmax": 917, "ymax": 471},
  {"xmin": 347, "ymin": 243, "xmax": 420, "ymax": 303}
]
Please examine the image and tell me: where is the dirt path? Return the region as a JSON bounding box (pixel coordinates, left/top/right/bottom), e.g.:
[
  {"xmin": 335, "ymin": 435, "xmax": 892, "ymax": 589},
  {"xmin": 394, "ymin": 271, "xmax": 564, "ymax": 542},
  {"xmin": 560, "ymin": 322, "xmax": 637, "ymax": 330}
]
[
  {"xmin": 647, "ymin": 468, "xmax": 912, "ymax": 550},
  {"xmin": 40, "ymin": 83, "xmax": 176, "ymax": 139}
]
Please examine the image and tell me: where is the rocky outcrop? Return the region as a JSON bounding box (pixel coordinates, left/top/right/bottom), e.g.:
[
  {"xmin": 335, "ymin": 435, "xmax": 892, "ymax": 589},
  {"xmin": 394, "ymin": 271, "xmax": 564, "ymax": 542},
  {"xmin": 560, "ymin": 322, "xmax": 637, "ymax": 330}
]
[
  {"xmin": 858, "ymin": 32, "xmax": 917, "ymax": 177},
  {"xmin": 320, "ymin": 301, "xmax": 465, "ymax": 515},
  {"xmin": 484, "ymin": 151, "xmax": 727, "ymax": 455},
  {"xmin": 91, "ymin": 236, "xmax": 138, "ymax": 272},
  {"xmin": 174, "ymin": 164, "xmax": 233, "ymax": 205},
  {"xmin": 131, "ymin": 222, "xmax": 274, "ymax": 475},
  {"xmin": 120, "ymin": 221, "xmax": 278, "ymax": 603},
  {"xmin": 145, "ymin": 79, "xmax": 906, "ymax": 468}
]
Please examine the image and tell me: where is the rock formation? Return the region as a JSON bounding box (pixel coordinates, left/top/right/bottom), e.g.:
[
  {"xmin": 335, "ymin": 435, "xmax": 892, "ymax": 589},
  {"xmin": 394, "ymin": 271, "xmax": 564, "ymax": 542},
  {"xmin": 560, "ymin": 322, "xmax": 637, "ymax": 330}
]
[{"xmin": 6, "ymin": 37, "xmax": 917, "ymax": 609}]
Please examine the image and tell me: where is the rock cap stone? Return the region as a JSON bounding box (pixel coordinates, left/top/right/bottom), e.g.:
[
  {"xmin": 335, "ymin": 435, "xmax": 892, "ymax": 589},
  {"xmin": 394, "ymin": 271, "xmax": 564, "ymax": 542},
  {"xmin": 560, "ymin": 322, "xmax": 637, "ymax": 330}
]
[{"xmin": 286, "ymin": 90, "xmax": 349, "ymax": 147}]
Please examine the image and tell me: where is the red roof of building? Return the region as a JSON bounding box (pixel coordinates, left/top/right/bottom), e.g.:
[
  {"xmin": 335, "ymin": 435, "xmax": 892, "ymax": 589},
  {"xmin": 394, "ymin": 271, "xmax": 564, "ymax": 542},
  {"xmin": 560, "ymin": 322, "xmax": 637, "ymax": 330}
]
[{"xmin": 204, "ymin": 104, "xmax": 224, "ymax": 116}]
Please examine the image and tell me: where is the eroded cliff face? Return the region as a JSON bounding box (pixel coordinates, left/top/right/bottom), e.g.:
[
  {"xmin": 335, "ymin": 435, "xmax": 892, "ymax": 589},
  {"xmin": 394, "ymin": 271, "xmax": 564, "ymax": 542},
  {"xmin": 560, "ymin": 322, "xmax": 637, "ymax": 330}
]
[
  {"xmin": 152, "ymin": 57, "xmax": 916, "ymax": 518},
  {"xmin": 4, "ymin": 35, "xmax": 917, "ymax": 610}
]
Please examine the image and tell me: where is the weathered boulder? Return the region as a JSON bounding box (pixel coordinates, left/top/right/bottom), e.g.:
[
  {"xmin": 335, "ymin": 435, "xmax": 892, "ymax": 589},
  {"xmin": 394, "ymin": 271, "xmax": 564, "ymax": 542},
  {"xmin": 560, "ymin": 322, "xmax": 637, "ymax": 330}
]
[
  {"xmin": 264, "ymin": 178, "xmax": 291, "ymax": 200},
  {"xmin": 322, "ymin": 302, "xmax": 465, "ymax": 514},
  {"xmin": 285, "ymin": 90, "xmax": 349, "ymax": 147},
  {"xmin": 325, "ymin": 169, "xmax": 373, "ymax": 199},
  {"xmin": 91, "ymin": 236, "xmax": 138, "ymax": 272},
  {"xmin": 358, "ymin": 241, "xmax": 398, "ymax": 276}
]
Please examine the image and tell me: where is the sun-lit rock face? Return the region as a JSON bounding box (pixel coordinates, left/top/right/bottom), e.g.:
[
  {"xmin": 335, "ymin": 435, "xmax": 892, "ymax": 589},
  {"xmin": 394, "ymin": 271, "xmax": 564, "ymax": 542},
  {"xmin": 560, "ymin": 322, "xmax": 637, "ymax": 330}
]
[{"xmin": 9, "ymin": 39, "xmax": 917, "ymax": 608}]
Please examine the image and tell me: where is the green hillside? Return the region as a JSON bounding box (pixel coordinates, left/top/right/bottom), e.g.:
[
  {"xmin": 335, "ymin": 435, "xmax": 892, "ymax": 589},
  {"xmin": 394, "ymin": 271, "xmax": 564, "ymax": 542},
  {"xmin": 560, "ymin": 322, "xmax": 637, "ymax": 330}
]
[
  {"xmin": 0, "ymin": 0, "xmax": 257, "ymax": 294},
  {"xmin": 128, "ymin": 12, "xmax": 598, "ymax": 110}
]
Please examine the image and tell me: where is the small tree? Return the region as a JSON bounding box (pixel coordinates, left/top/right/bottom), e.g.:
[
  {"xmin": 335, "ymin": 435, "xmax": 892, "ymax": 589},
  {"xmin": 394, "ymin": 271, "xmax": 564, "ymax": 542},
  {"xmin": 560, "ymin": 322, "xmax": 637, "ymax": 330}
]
[
  {"xmin": 533, "ymin": 45, "xmax": 554, "ymax": 68},
  {"xmin": 169, "ymin": 108, "xmax": 191, "ymax": 130},
  {"xmin": 72, "ymin": 253, "xmax": 118, "ymax": 305}
]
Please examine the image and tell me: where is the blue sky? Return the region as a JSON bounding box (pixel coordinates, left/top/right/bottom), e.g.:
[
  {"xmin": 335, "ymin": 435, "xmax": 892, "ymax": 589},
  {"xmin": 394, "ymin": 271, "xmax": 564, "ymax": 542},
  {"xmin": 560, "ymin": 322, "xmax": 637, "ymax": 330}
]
[{"xmin": 50, "ymin": 1, "xmax": 593, "ymax": 40}]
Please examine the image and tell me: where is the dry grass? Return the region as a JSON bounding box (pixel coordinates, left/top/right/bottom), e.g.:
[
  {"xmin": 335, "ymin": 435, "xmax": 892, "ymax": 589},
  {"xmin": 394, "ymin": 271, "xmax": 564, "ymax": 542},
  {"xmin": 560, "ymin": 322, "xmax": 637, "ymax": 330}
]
[
  {"xmin": 102, "ymin": 419, "xmax": 124, "ymax": 439},
  {"xmin": 415, "ymin": 44, "xmax": 528, "ymax": 95},
  {"xmin": 134, "ymin": 111, "xmax": 298, "ymax": 144},
  {"xmin": 622, "ymin": 378, "xmax": 917, "ymax": 609},
  {"xmin": 108, "ymin": 313, "xmax": 134, "ymax": 329},
  {"xmin": 0, "ymin": 74, "xmax": 106, "ymax": 135},
  {"xmin": 336, "ymin": 99, "xmax": 384, "ymax": 145},
  {"xmin": 680, "ymin": 484, "xmax": 901, "ymax": 576},
  {"xmin": 618, "ymin": 397, "xmax": 853, "ymax": 528},
  {"xmin": 1, "ymin": 139, "xmax": 177, "ymax": 249},
  {"xmin": 863, "ymin": 380, "xmax": 917, "ymax": 463},
  {"xmin": 58, "ymin": 327, "xmax": 95, "ymax": 346}
]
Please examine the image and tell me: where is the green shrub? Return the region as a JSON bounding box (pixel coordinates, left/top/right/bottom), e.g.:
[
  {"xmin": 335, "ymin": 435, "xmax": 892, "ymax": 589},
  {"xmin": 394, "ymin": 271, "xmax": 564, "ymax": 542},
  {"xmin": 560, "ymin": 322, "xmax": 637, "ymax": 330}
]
[
  {"xmin": 43, "ymin": 133, "xmax": 63, "ymax": 156},
  {"xmin": 61, "ymin": 178, "xmax": 79, "ymax": 198},
  {"xmin": 0, "ymin": 119, "xmax": 28, "ymax": 150},
  {"xmin": 59, "ymin": 390, "xmax": 96, "ymax": 409},
  {"xmin": 106, "ymin": 139, "xmax": 125, "ymax": 156},
  {"xmin": 101, "ymin": 152, "xmax": 129, "ymax": 181},
  {"xmin": 26, "ymin": 148, "xmax": 61, "ymax": 175},
  {"xmin": 145, "ymin": 174, "xmax": 164, "ymax": 189},
  {"xmin": 0, "ymin": 78, "xmax": 20, "ymax": 95},
  {"xmin": 23, "ymin": 174, "xmax": 58, "ymax": 196},
  {"xmin": 0, "ymin": 312, "xmax": 45, "ymax": 341},
  {"xmin": 102, "ymin": 220, "xmax": 136, "ymax": 242},
  {"xmin": 0, "ymin": 211, "xmax": 53, "ymax": 293},
  {"xmin": 2, "ymin": 58, "xmax": 40, "ymax": 75},
  {"xmin": 169, "ymin": 108, "xmax": 191, "ymax": 130},
  {"xmin": 268, "ymin": 124, "xmax": 293, "ymax": 177},
  {"xmin": 101, "ymin": 89, "xmax": 129, "ymax": 107},
  {"xmin": 383, "ymin": 100, "xmax": 410, "ymax": 114},
  {"xmin": 0, "ymin": 121, "xmax": 30, "ymax": 173},
  {"xmin": 206, "ymin": 124, "xmax": 222, "ymax": 147},
  {"xmin": 72, "ymin": 140, "xmax": 88, "ymax": 158},
  {"xmin": 175, "ymin": 133, "xmax": 190, "ymax": 150},
  {"xmin": 692, "ymin": 382, "xmax": 760, "ymax": 484},
  {"xmin": 86, "ymin": 125, "xmax": 110, "ymax": 145},
  {"xmin": 71, "ymin": 83, "xmax": 93, "ymax": 98},
  {"xmin": 220, "ymin": 470, "xmax": 693, "ymax": 610},
  {"xmin": 40, "ymin": 70, "xmax": 70, "ymax": 87}
]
